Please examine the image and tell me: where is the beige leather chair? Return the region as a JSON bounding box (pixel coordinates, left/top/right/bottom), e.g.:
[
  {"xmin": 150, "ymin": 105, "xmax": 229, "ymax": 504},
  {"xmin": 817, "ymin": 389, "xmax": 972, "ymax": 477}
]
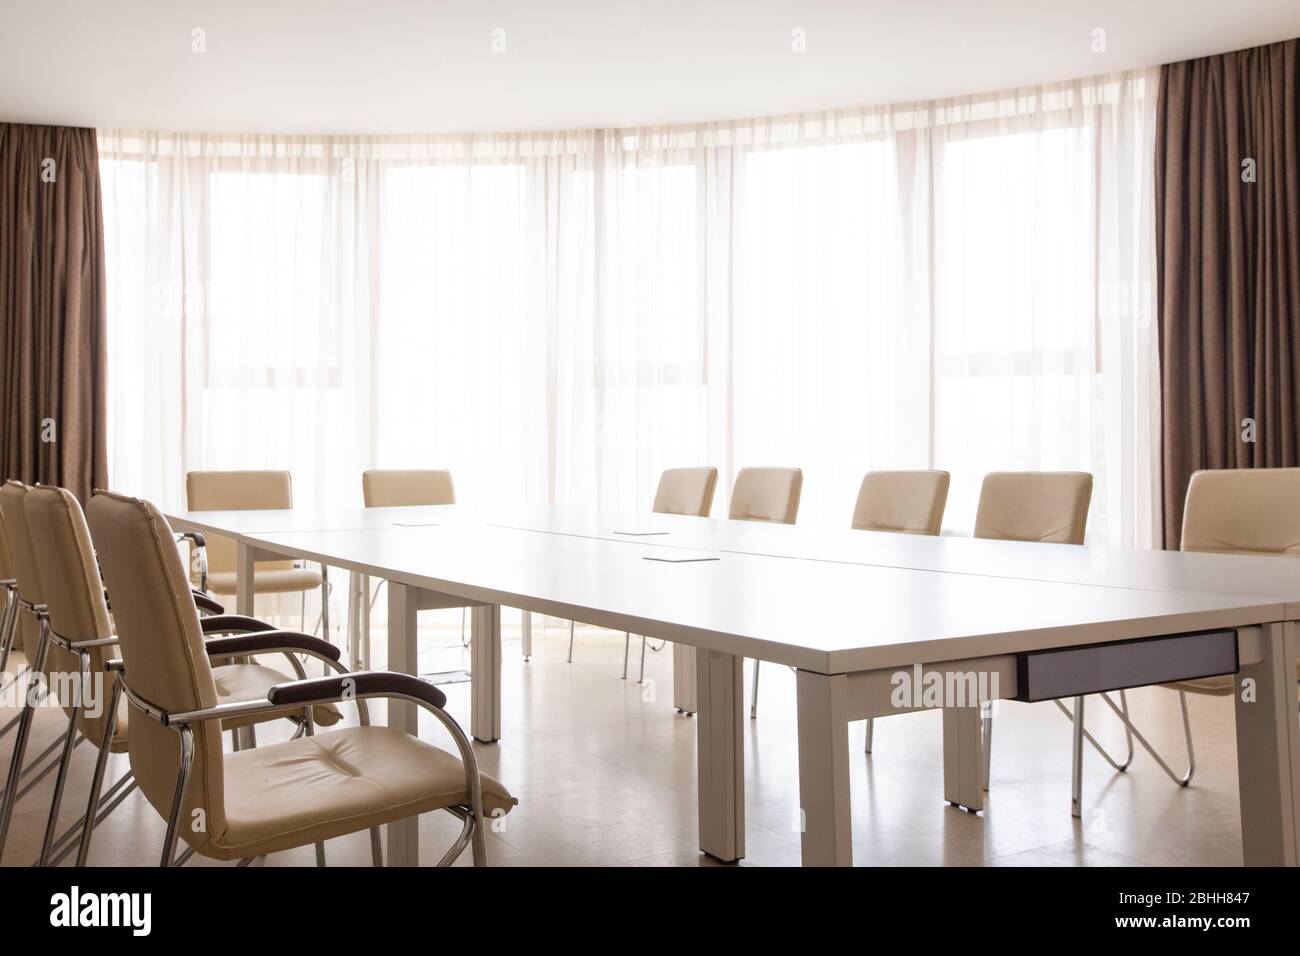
[
  {"xmin": 732, "ymin": 467, "xmax": 803, "ymax": 718},
  {"xmin": 730, "ymin": 466, "xmax": 802, "ymax": 524},
  {"xmin": 186, "ymin": 471, "xmax": 328, "ymax": 635},
  {"xmin": 653, "ymin": 467, "xmax": 719, "ymax": 518},
  {"xmin": 362, "ymin": 469, "xmax": 455, "ymax": 508},
  {"xmin": 566, "ymin": 467, "xmax": 719, "ymax": 682},
  {"xmin": 1069, "ymin": 468, "xmax": 1300, "ymax": 804},
  {"xmin": 83, "ymin": 490, "xmax": 516, "ymax": 867},
  {"xmin": 0, "ymin": 484, "xmax": 342, "ymax": 866},
  {"xmin": 852, "ymin": 470, "xmax": 950, "ymax": 535},
  {"xmin": 852, "ymin": 470, "xmax": 950, "ymax": 750},
  {"xmin": 973, "ymin": 471, "xmax": 1092, "ymax": 794},
  {"xmin": 0, "ymin": 497, "xmax": 24, "ymax": 698},
  {"xmin": 973, "ymin": 471, "xmax": 1092, "ymax": 544},
  {"xmin": 0, "ymin": 480, "xmax": 56, "ymax": 834},
  {"xmin": 357, "ymin": 469, "xmax": 458, "ymax": 670}
]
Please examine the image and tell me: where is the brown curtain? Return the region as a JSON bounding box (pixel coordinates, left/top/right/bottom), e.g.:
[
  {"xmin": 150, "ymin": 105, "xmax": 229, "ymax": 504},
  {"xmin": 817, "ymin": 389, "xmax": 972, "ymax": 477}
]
[
  {"xmin": 1155, "ymin": 39, "xmax": 1300, "ymax": 547},
  {"xmin": 0, "ymin": 123, "xmax": 108, "ymax": 502}
]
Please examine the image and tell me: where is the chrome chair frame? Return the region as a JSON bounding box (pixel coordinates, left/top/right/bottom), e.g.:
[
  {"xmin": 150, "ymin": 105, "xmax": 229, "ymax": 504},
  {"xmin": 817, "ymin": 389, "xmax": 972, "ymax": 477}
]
[
  {"xmin": 0, "ymin": 601, "xmax": 57, "ymax": 857},
  {"xmin": 35, "ymin": 614, "xmax": 323, "ymax": 867},
  {"xmin": 83, "ymin": 650, "xmax": 486, "ymax": 868},
  {"xmin": 73, "ymin": 631, "xmax": 344, "ymax": 867},
  {"xmin": 1060, "ymin": 686, "xmax": 1202, "ymax": 818},
  {"xmin": 0, "ymin": 580, "xmax": 32, "ymax": 744}
]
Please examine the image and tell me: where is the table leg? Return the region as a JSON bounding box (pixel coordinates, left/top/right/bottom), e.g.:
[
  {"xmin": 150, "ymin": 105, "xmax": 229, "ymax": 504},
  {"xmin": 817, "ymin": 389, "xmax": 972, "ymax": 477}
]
[
  {"xmin": 234, "ymin": 543, "xmax": 257, "ymax": 750},
  {"xmin": 942, "ymin": 706, "xmax": 985, "ymax": 813},
  {"xmin": 235, "ymin": 542, "xmax": 254, "ymax": 617},
  {"xmin": 697, "ymin": 647, "xmax": 744, "ymax": 862},
  {"xmin": 360, "ymin": 574, "xmax": 371, "ymax": 670},
  {"xmin": 673, "ymin": 642, "xmax": 697, "ymax": 715},
  {"xmin": 1235, "ymin": 620, "xmax": 1299, "ymax": 865},
  {"xmin": 796, "ymin": 669, "xmax": 852, "ymax": 866},
  {"xmin": 520, "ymin": 610, "xmax": 532, "ymax": 660},
  {"xmin": 386, "ymin": 581, "xmax": 419, "ymax": 866},
  {"xmin": 470, "ymin": 605, "xmax": 502, "ymax": 743},
  {"xmin": 346, "ymin": 571, "xmax": 360, "ymax": 671}
]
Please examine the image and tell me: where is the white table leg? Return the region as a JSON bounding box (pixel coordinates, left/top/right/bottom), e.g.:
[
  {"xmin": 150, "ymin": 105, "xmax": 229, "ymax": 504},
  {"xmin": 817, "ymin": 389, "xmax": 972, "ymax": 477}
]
[
  {"xmin": 234, "ymin": 543, "xmax": 257, "ymax": 750},
  {"xmin": 673, "ymin": 642, "xmax": 697, "ymax": 714},
  {"xmin": 1235, "ymin": 620, "xmax": 1299, "ymax": 865},
  {"xmin": 796, "ymin": 669, "xmax": 852, "ymax": 866},
  {"xmin": 696, "ymin": 647, "xmax": 744, "ymax": 861},
  {"xmin": 386, "ymin": 581, "xmax": 419, "ymax": 866},
  {"xmin": 360, "ymin": 574, "xmax": 371, "ymax": 670},
  {"xmin": 520, "ymin": 610, "xmax": 532, "ymax": 660},
  {"xmin": 235, "ymin": 541, "xmax": 254, "ymax": 617},
  {"xmin": 470, "ymin": 605, "xmax": 502, "ymax": 743},
  {"xmin": 346, "ymin": 571, "xmax": 362, "ymax": 671},
  {"xmin": 942, "ymin": 706, "xmax": 985, "ymax": 813}
]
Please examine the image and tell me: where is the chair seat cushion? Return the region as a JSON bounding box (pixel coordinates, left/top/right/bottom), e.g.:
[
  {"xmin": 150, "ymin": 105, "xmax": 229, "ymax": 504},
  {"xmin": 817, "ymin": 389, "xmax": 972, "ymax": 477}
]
[
  {"xmin": 209, "ymin": 726, "xmax": 516, "ymax": 859},
  {"xmin": 214, "ymin": 662, "xmax": 343, "ymax": 728},
  {"xmin": 206, "ymin": 568, "xmax": 322, "ymax": 595}
]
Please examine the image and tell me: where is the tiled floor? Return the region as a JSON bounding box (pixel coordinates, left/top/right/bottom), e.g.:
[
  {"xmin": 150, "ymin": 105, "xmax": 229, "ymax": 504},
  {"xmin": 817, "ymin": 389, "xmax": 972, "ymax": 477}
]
[{"xmin": 0, "ymin": 612, "xmax": 1250, "ymax": 867}]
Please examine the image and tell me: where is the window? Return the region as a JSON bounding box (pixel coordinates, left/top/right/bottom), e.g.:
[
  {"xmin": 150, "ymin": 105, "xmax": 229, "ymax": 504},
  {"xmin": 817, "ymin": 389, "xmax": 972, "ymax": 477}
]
[
  {"xmin": 934, "ymin": 126, "xmax": 1099, "ymax": 531},
  {"xmin": 206, "ymin": 170, "xmax": 333, "ymax": 387}
]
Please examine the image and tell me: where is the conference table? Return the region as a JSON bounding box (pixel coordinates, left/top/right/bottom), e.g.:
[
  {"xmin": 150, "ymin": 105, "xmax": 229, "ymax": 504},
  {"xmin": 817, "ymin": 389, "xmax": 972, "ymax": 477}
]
[{"xmin": 167, "ymin": 503, "xmax": 1300, "ymax": 867}]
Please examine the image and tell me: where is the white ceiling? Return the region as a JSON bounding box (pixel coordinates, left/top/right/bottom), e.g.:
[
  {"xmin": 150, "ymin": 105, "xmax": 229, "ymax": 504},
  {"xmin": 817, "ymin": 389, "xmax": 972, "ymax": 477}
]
[{"xmin": 2, "ymin": 0, "xmax": 1298, "ymax": 135}]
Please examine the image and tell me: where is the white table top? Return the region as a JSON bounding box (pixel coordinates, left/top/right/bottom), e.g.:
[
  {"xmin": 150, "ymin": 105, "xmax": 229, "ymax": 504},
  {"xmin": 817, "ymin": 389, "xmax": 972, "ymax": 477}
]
[{"xmin": 168, "ymin": 506, "xmax": 1300, "ymax": 674}]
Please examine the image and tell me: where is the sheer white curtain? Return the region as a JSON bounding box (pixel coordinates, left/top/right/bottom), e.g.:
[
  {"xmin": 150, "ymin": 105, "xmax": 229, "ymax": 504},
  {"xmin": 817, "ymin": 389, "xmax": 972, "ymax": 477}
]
[{"xmin": 100, "ymin": 65, "xmax": 1161, "ymax": 551}]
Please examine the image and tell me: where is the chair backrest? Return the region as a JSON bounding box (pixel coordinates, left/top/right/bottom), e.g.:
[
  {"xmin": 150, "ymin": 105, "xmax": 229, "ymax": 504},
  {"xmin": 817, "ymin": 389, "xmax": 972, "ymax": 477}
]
[
  {"xmin": 851, "ymin": 470, "xmax": 950, "ymax": 535},
  {"xmin": 362, "ymin": 469, "xmax": 455, "ymax": 508},
  {"xmin": 0, "ymin": 495, "xmax": 14, "ymax": 583},
  {"xmin": 973, "ymin": 471, "xmax": 1092, "ymax": 545},
  {"xmin": 652, "ymin": 467, "xmax": 718, "ymax": 517},
  {"xmin": 86, "ymin": 491, "xmax": 227, "ymax": 853},
  {"xmin": 729, "ymin": 467, "xmax": 803, "ymax": 524},
  {"xmin": 1181, "ymin": 468, "xmax": 1300, "ymax": 557},
  {"xmin": 0, "ymin": 481, "xmax": 46, "ymax": 660},
  {"xmin": 185, "ymin": 470, "xmax": 294, "ymax": 574},
  {"xmin": 23, "ymin": 486, "xmax": 123, "ymax": 748}
]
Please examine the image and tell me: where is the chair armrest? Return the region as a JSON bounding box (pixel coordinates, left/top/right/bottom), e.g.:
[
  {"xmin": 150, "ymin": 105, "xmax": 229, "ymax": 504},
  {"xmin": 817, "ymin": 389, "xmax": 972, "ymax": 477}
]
[
  {"xmin": 204, "ymin": 631, "xmax": 342, "ymax": 663},
  {"xmin": 200, "ymin": 614, "xmax": 276, "ymax": 635},
  {"xmin": 176, "ymin": 531, "xmax": 207, "ymax": 549},
  {"xmin": 267, "ymin": 671, "xmax": 447, "ymax": 711},
  {"xmin": 192, "ymin": 591, "xmax": 225, "ymax": 615}
]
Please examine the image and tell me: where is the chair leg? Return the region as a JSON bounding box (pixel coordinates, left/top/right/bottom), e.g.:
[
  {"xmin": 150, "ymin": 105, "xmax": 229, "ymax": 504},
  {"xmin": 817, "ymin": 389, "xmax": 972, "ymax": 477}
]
[
  {"xmin": 1053, "ymin": 694, "xmax": 1134, "ymax": 772},
  {"xmin": 567, "ymin": 621, "xmax": 574, "ymax": 663},
  {"xmin": 0, "ymin": 618, "xmax": 51, "ymax": 857},
  {"xmin": 639, "ymin": 635, "xmax": 647, "ymax": 684},
  {"xmin": 315, "ymin": 842, "xmax": 326, "ymax": 866},
  {"xmin": 622, "ymin": 633, "xmax": 630, "ymax": 680},
  {"xmin": 0, "ymin": 595, "xmax": 17, "ymax": 676},
  {"xmin": 51, "ymin": 772, "xmax": 135, "ymax": 868},
  {"xmin": 161, "ymin": 726, "xmax": 196, "ymax": 867},
  {"xmin": 470, "ymin": 813, "xmax": 488, "ymax": 867},
  {"xmin": 38, "ymin": 654, "xmax": 89, "ymax": 866},
  {"xmin": 1070, "ymin": 695, "xmax": 1085, "ymax": 819},
  {"xmin": 76, "ymin": 679, "xmax": 125, "ymax": 866},
  {"xmin": 981, "ymin": 704, "xmax": 993, "ymax": 791},
  {"xmin": 749, "ymin": 660, "xmax": 760, "ymax": 719},
  {"xmin": 300, "ymin": 590, "xmax": 307, "ymax": 633},
  {"xmin": 320, "ymin": 566, "xmax": 331, "ymax": 650},
  {"xmin": 1098, "ymin": 688, "xmax": 1196, "ymax": 787},
  {"xmin": 370, "ymin": 827, "xmax": 384, "ymax": 866},
  {"xmin": 461, "ymin": 608, "xmax": 468, "ymax": 648},
  {"xmin": 864, "ymin": 718, "xmax": 874, "ymax": 753}
]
